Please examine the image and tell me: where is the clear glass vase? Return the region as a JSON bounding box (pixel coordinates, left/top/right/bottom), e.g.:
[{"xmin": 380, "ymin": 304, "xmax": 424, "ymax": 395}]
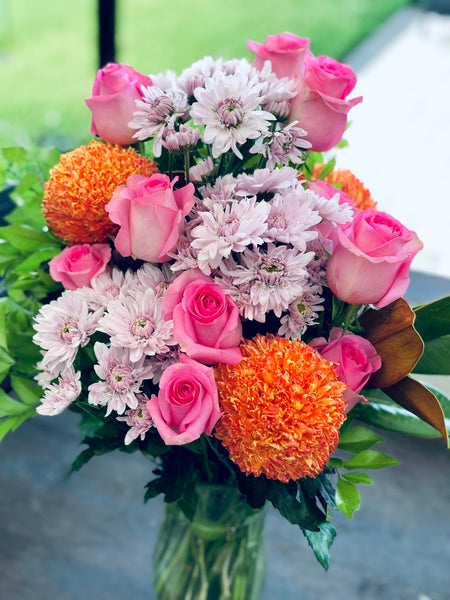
[{"xmin": 153, "ymin": 483, "xmax": 266, "ymax": 600}]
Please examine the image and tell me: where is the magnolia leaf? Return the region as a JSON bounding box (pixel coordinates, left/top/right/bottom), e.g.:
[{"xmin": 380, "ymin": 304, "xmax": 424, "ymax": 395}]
[
  {"xmin": 360, "ymin": 298, "xmax": 423, "ymax": 388},
  {"xmin": 338, "ymin": 425, "xmax": 383, "ymax": 453},
  {"xmin": 413, "ymin": 296, "xmax": 450, "ymax": 342},
  {"xmin": 383, "ymin": 376, "xmax": 449, "ymax": 446},
  {"xmin": 335, "ymin": 478, "xmax": 360, "ymax": 518},
  {"xmin": 343, "ymin": 449, "xmax": 399, "ymax": 470},
  {"xmin": 303, "ymin": 522, "xmax": 336, "ymax": 570},
  {"xmin": 414, "ymin": 335, "xmax": 450, "ymax": 375}
]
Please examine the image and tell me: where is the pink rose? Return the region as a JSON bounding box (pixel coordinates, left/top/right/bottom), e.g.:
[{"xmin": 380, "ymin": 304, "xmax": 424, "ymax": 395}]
[
  {"xmin": 49, "ymin": 243, "xmax": 111, "ymax": 290},
  {"xmin": 163, "ymin": 269, "xmax": 242, "ymax": 365},
  {"xmin": 85, "ymin": 62, "xmax": 152, "ymax": 145},
  {"xmin": 309, "ymin": 327, "xmax": 381, "ymax": 411},
  {"xmin": 105, "ymin": 173, "xmax": 195, "ymax": 263},
  {"xmin": 326, "ymin": 209, "xmax": 423, "ymax": 308},
  {"xmin": 146, "ymin": 355, "xmax": 221, "ymax": 445},
  {"xmin": 247, "ymin": 32, "xmax": 311, "ymax": 79},
  {"xmin": 288, "ymin": 55, "xmax": 362, "ymax": 151}
]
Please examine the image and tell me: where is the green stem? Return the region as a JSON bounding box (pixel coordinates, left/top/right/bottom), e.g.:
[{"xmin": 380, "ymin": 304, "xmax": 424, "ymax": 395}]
[
  {"xmin": 184, "ymin": 147, "xmax": 191, "ymax": 183},
  {"xmin": 342, "ymin": 303, "xmax": 362, "ymax": 332}
]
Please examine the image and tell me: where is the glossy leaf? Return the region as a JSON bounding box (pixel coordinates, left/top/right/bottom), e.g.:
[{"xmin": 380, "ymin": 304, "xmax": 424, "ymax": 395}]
[
  {"xmin": 413, "ymin": 296, "xmax": 450, "ymax": 342},
  {"xmin": 336, "ymin": 479, "xmax": 360, "ymax": 518},
  {"xmin": 0, "ymin": 347, "xmax": 14, "ymax": 383},
  {"xmin": 413, "ymin": 336, "xmax": 450, "ymax": 375},
  {"xmin": 304, "ymin": 522, "xmax": 336, "ymax": 570},
  {"xmin": 343, "ymin": 449, "xmax": 399, "ymax": 470},
  {"xmin": 360, "ymin": 298, "xmax": 423, "ymax": 389},
  {"xmin": 342, "ymin": 472, "xmax": 373, "ymax": 485},
  {"xmin": 338, "ymin": 426, "xmax": 383, "ymax": 453},
  {"xmin": 383, "ymin": 376, "xmax": 449, "ymax": 446}
]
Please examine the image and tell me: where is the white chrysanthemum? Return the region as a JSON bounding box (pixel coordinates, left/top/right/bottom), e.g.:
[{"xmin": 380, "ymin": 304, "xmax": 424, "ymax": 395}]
[
  {"xmin": 116, "ymin": 395, "xmax": 153, "ymax": 445},
  {"xmin": 77, "ymin": 267, "xmax": 135, "ymax": 311},
  {"xmin": 189, "ymin": 157, "xmax": 215, "ymax": 183},
  {"xmin": 251, "ymin": 121, "xmax": 311, "ymax": 169},
  {"xmin": 33, "ymin": 290, "xmax": 102, "ymax": 376},
  {"xmin": 178, "ymin": 56, "xmax": 223, "ymax": 98},
  {"xmin": 191, "ymin": 71, "xmax": 275, "ymax": 159},
  {"xmin": 98, "ymin": 289, "xmax": 175, "ymax": 363},
  {"xmin": 190, "ymin": 196, "xmax": 270, "ymax": 274},
  {"xmin": 256, "ymin": 61, "xmax": 298, "ymax": 119},
  {"xmin": 220, "ymin": 243, "xmax": 314, "ymax": 319},
  {"xmin": 36, "ymin": 367, "xmax": 82, "ymax": 416},
  {"xmin": 235, "ymin": 166, "xmax": 301, "ymax": 198},
  {"xmin": 129, "ymin": 85, "xmax": 188, "ymax": 156},
  {"xmin": 149, "ymin": 70, "xmax": 180, "ymax": 93},
  {"xmin": 264, "ymin": 190, "xmax": 320, "ymax": 250},
  {"xmin": 88, "ymin": 343, "xmax": 153, "ymax": 416},
  {"xmin": 278, "ymin": 289, "xmax": 325, "ymax": 339},
  {"xmin": 132, "ymin": 263, "xmax": 176, "ymax": 297},
  {"xmin": 198, "ymin": 173, "xmax": 238, "ymax": 204},
  {"xmin": 309, "ymin": 188, "xmax": 354, "ymax": 226}
]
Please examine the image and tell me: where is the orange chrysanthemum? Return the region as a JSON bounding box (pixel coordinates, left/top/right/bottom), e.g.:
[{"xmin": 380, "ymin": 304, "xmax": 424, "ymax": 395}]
[
  {"xmin": 214, "ymin": 334, "xmax": 347, "ymax": 483},
  {"xmin": 312, "ymin": 165, "xmax": 377, "ymax": 211},
  {"xmin": 42, "ymin": 140, "xmax": 158, "ymax": 244}
]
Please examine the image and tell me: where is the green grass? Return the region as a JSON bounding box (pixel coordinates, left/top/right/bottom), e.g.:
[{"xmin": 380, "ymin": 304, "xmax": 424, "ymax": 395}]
[{"xmin": 0, "ymin": 0, "xmax": 411, "ymax": 148}]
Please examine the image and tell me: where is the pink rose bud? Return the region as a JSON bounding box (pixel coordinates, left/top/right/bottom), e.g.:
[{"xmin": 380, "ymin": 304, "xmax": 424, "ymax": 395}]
[
  {"xmin": 146, "ymin": 355, "xmax": 222, "ymax": 445},
  {"xmin": 48, "ymin": 243, "xmax": 111, "ymax": 290},
  {"xmin": 327, "ymin": 209, "xmax": 423, "ymax": 308},
  {"xmin": 288, "ymin": 55, "xmax": 362, "ymax": 151},
  {"xmin": 105, "ymin": 173, "xmax": 196, "ymax": 263},
  {"xmin": 163, "ymin": 269, "xmax": 242, "ymax": 366},
  {"xmin": 309, "ymin": 327, "xmax": 381, "ymax": 412},
  {"xmin": 85, "ymin": 62, "xmax": 152, "ymax": 145},
  {"xmin": 247, "ymin": 32, "xmax": 311, "ymax": 79}
]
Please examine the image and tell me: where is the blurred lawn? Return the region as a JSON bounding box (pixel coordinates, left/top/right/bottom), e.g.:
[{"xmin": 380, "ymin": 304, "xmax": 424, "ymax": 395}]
[{"xmin": 0, "ymin": 0, "xmax": 411, "ymax": 149}]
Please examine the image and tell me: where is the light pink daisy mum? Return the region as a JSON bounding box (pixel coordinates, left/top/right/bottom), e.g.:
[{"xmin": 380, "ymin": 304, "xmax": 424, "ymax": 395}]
[
  {"xmin": 88, "ymin": 343, "xmax": 153, "ymax": 416},
  {"xmin": 98, "ymin": 289, "xmax": 175, "ymax": 362},
  {"xmin": 278, "ymin": 288, "xmax": 325, "ymax": 339},
  {"xmin": 235, "ymin": 166, "xmax": 300, "ymax": 198},
  {"xmin": 191, "ymin": 70, "xmax": 275, "ymax": 159},
  {"xmin": 36, "ymin": 367, "xmax": 82, "ymax": 416},
  {"xmin": 116, "ymin": 395, "xmax": 153, "ymax": 445},
  {"xmin": 33, "ymin": 290, "xmax": 102, "ymax": 375}
]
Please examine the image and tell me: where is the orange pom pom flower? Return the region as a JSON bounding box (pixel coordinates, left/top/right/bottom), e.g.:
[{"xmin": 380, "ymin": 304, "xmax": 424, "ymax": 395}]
[
  {"xmin": 214, "ymin": 334, "xmax": 347, "ymax": 483},
  {"xmin": 42, "ymin": 140, "xmax": 158, "ymax": 244},
  {"xmin": 312, "ymin": 165, "xmax": 377, "ymax": 211}
]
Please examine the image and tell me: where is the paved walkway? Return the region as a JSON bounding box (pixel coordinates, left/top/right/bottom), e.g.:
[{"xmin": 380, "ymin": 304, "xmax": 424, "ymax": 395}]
[{"xmin": 339, "ymin": 6, "xmax": 450, "ymax": 280}]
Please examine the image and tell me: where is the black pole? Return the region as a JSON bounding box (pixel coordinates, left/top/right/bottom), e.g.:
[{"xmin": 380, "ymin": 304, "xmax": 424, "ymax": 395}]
[{"xmin": 98, "ymin": 0, "xmax": 116, "ymax": 68}]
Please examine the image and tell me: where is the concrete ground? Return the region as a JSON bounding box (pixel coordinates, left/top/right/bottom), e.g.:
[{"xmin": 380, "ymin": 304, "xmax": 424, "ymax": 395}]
[{"xmin": 0, "ymin": 5, "xmax": 449, "ymax": 600}]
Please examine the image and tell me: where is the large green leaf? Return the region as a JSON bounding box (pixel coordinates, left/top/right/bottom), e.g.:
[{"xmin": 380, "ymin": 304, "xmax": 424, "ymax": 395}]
[
  {"xmin": 338, "ymin": 426, "xmax": 383, "ymax": 453},
  {"xmin": 335, "ymin": 478, "xmax": 360, "ymax": 518},
  {"xmin": 414, "ymin": 335, "xmax": 450, "ymax": 375},
  {"xmin": 0, "ymin": 387, "xmax": 37, "ymax": 442},
  {"xmin": 414, "ymin": 296, "xmax": 450, "ymax": 342},
  {"xmin": 0, "ymin": 225, "xmax": 59, "ymax": 252},
  {"xmin": 303, "ymin": 522, "xmax": 336, "ymax": 570}
]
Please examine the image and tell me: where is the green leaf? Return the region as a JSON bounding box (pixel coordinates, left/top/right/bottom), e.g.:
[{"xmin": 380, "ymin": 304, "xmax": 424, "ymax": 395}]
[
  {"xmin": 318, "ymin": 159, "xmax": 336, "ymax": 179},
  {"xmin": 2, "ymin": 147, "xmax": 28, "ymax": 163},
  {"xmin": 327, "ymin": 457, "xmax": 344, "ymax": 470},
  {"xmin": 343, "ymin": 449, "xmax": 399, "ymax": 470},
  {"xmin": 0, "ymin": 346, "xmax": 15, "ymax": 382},
  {"xmin": 12, "ymin": 172, "xmax": 42, "ymax": 197},
  {"xmin": 0, "ymin": 225, "xmax": 59, "ymax": 253},
  {"xmin": 338, "ymin": 425, "xmax": 384, "ymax": 453},
  {"xmin": 356, "ymin": 388, "xmax": 450, "ymax": 438},
  {"xmin": 71, "ymin": 447, "xmax": 96, "ymax": 473},
  {"xmin": 303, "ymin": 522, "xmax": 336, "ymax": 570},
  {"xmin": 342, "ymin": 472, "xmax": 373, "ymax": 485},
  {"xmin": 414, "ymin": 296, "xmax": 450, "ymax": 342},
  {"xmin": 266, "ymin": 480, "xmax": 322, "ymax": 531},
  {"xmin": 414, "ymin": 335, "xmax": 450, "ymax": 375},
  {"xmin": 336, "ymin": 478, "xmax": 360, "ymax": 518},
  {"xmin": 0, "ymin": 387, "xmax": 37, "ymax": 441},
  {"xmin": 10, "ymin": 374, "xmax": 42, "ymax": 405},
  {"xmin": 13, "ymin": 246, "xmax": 61, "ymax": 273}
]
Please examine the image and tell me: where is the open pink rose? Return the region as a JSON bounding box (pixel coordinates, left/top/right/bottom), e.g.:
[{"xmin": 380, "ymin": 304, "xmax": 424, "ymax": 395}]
[
  {"xmin": 146, "ymin": 355, "xmax": 221, "ymax": 445},
  {"xmin": 247, "ymin": 32, "xmax": 311, "ymax": 79},
  {"xmin": 105, "ymin": 173, "xmax": 195, "ymax": 263},
  {"xmin": 49, "ymin": 243, "xmax": 111, "ymax": 290},
  {"xmin": 85, "ymin": 62, "xmax": 152, "ymax": 145},
  {"xmin": 327, "ymin": 209, "xmax": 423, "ymax": 308},
  {"xmin": 163, "ymin": 269, "xmax": 242, "ymax": 365},
  {"xmin": 310, "ymin": 328, "xmax": 381, "ymax": 411},
  {"xmin": 288, "ymin": 55, "xmax": 362, "ymax": 151}
]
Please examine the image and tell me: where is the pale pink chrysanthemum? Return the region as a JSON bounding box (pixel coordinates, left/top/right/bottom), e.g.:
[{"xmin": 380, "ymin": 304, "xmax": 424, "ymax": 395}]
[
  {"xmin": 189, "ymin": 157, "xmax": 215, "ymax": 183},
  {"xmin": 33, "ymin": 290, "xmax": 102, "ymax": 375},
  {"xmin": 88, "ymin": 343, "xmax": 153, "ymax": 416},
  {"xmin": 191, "ymin": 70, "xmax": 275, "ymax": 159},
  {"xmin": 278, "ymin": 289, "xmax": 325, "ymax": 339},
  {"xmin": 217, "ymin": 278, "xmax": 267, "ymax": 322},
  {"xmin": 221, "ymin": 243, "xmax": 314, "ymax": 318},
  {"xmin": 116, "ymin": 395, "xmax": 153, "ymax": 445},
  {"xmin": 235, "ymin": 166, "xmax": 300, "ymax": 199},
  {"xmin": 309, "ymin": 188, "xmax": 354, "ymax": 227},
  {"xmin": 162, "ymin": 124, "xmax": 201, "ymax": 153},
  {"xmin": 170, "ymin": 232, "xmax": 201, "ymax": 273},
  {"xmin": 198, "ymin": 173, "xmax": 238, "ymax": 204},
  {"xmin": 133, "ymin": 262, "xmax": 176, "ymax": 297},
  {"xmin": 190, "ymin": 196, "xmax": 270, "ymax": 274},
  {"xmin": 251, "ymin": 122, "xmax": 311, "ymax": 169},
  {"xmin": 149, "ymin": 70, "xmax": 180, "ymax": 94},
  {"xmin": 129, "ymin": 86, "xmax": 188, "ymax": 156},
  {"xmin": 77, "ymin": 267, "xmax": 135, "ymax": 311},
  {"xmin": 36, "ymin": 367, "xmax": 82, "ymax": 416},
  {"xmin": 98, "ymin": 289, "xmax": 175, "ymax": 362},
  {"xmin": 256, "ymin": 61, "xmax": 298, "ymax": 119},
  {"xmin": 148, "ymin": 347, "xmax": 180, "ymax": 384},
  {"xmin": 264, "ymin": 190, "xmax": 320, "ymax": 250},
  {"xmin": 179, "ymin": 56, "xmax": 223, "ymax": 99}
]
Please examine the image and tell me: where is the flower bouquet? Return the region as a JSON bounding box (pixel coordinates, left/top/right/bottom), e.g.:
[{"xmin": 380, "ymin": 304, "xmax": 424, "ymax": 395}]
[{"xmin": 1, "ymin": 31, "xmax": 449, "ymax": 600}]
